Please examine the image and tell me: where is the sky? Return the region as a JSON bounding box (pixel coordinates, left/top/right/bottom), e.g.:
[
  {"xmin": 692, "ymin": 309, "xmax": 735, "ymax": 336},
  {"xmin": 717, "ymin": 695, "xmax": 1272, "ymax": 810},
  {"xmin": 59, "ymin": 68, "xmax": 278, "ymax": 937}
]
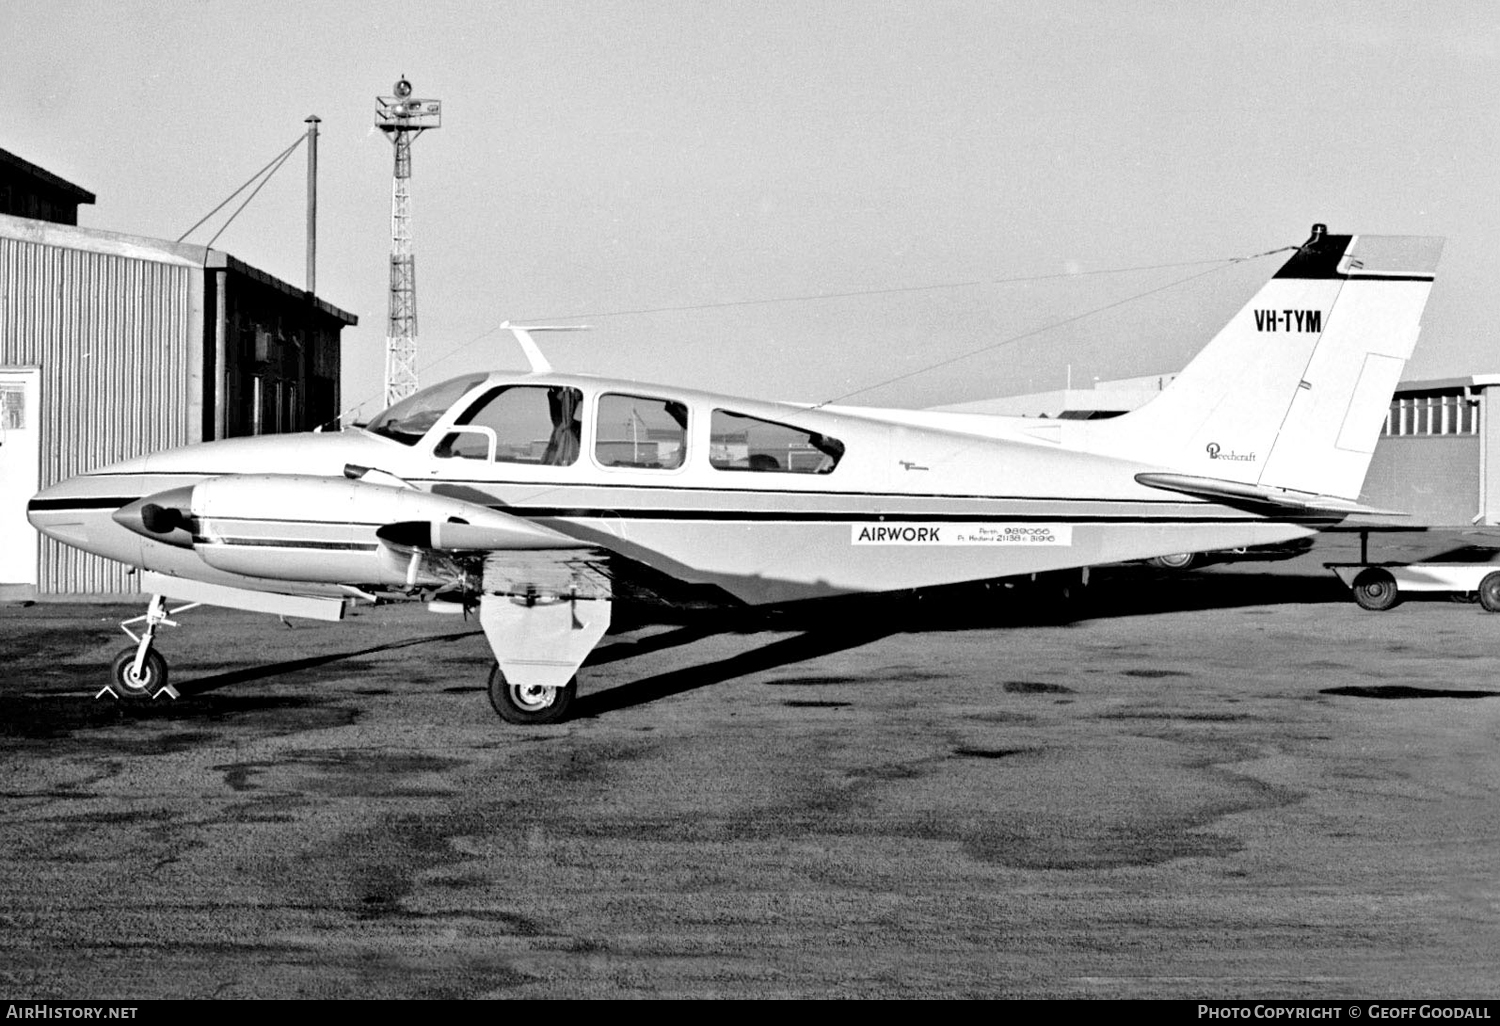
[{"xmin": 7, "ymin": 1, "xmax": 1498, "ymax": 421}]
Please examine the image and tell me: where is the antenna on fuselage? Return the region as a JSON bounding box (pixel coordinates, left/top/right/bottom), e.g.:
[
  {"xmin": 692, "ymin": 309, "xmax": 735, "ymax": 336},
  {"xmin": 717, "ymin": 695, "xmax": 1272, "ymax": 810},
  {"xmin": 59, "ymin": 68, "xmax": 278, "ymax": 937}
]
[{"xmin": 500, "ymin": 322, "xmax": 591, "ymax": 374}]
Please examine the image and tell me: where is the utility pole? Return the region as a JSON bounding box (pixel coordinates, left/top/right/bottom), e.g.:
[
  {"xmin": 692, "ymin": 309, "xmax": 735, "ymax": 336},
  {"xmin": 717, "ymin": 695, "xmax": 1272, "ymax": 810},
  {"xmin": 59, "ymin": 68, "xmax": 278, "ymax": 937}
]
[
  {"xmin": 375, "ymin": 77, "xmax": 442, "ymax": 406},
  {"xmin": 305, "ymin": 114, "xmax": 319, "ymax": 295},
  {"xmin": 304, "ymin": 113, "xmax": 321, "ymax": 431}
]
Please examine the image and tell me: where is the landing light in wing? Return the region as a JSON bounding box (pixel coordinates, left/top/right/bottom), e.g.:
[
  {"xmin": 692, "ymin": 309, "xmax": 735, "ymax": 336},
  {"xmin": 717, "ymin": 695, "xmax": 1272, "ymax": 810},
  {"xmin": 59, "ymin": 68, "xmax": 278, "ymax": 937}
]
[{"xmin": 376, "ymin": 518, "xmax": 595, "ymax": 552}]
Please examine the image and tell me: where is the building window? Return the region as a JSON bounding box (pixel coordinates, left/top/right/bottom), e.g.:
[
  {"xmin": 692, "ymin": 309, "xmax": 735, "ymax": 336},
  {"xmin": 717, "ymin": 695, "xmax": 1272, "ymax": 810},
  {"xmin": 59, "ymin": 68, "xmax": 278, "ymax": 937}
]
[
  {"xmin": 0, "ymin": 384, "xmax": 25, "ymax": 430},
  {"xmin": 284, "ymin": 382, "xmax": 298, "ymax": 432},
  {"xmin": 1384, "ymin": 392, "xmax": 1476, "ymax": 437}
]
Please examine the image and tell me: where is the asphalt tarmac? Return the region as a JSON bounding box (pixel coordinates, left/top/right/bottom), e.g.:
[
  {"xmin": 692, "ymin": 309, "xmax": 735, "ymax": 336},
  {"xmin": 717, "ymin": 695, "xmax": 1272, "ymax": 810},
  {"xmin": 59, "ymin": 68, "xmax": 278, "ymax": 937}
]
[{"xmin": 1, "ymin": 533, "xmax": 1498, "ymax": 999}]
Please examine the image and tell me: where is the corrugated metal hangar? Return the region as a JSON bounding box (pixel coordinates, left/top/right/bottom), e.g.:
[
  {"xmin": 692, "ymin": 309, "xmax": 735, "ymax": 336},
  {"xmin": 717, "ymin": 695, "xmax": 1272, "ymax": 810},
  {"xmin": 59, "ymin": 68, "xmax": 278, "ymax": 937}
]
[{"xmin": 0, "ymin": 148, "xmax": 356, "ymax": 600}]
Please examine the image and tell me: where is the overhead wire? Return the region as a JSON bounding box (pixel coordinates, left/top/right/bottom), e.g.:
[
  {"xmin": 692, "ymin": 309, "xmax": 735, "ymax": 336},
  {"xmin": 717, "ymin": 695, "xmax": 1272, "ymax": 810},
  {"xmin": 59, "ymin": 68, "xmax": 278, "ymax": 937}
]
[
  {"xmin": 176, "ymin": 133, "xmax": 307, "ymax": 244},
  {"xmin": 203, "ymin": 142, "xmax": 305, "ymax": 249},
  {"xmin": 334, "ymin": 241, "xmax": 1299, "ymax": 425},
  {"xmin": 517, "ymin": 253, "xmax": 1286, "ymax": 323},
  {"xmin": 807, "ymin": 244, "xmax": 1299, "ymax": 409}
]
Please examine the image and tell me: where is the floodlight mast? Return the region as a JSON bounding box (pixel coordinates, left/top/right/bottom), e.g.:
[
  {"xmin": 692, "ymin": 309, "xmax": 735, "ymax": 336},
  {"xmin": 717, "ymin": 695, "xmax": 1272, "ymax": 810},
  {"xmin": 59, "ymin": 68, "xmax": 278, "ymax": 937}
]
[{"xmin": 375, "ymin": 76, "xmax": 442, "ymax": 407}]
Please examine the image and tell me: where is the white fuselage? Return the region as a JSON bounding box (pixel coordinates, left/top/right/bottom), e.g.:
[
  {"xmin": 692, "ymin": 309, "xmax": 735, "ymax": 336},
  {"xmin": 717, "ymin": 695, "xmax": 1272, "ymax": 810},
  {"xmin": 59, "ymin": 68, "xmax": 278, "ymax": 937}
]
[{"xmin": 28, "ymin": 371, "xmax": 1320, "ymax": 607}]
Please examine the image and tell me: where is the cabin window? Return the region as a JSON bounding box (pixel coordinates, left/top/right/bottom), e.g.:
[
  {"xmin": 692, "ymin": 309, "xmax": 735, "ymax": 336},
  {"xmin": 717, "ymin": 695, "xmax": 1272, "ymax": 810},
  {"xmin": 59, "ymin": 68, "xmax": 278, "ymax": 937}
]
[
  {"xmin": 436, "ymin": 385, "xmax": 583, "ymax": 465},
  {"xmin": 595, "ymin": 393, "xmax": 687, "ymax": 469},
  {"xmin": 367, "ymin": 374, "xmax": 487, "ymax": 445},
  {"xmin": 709, "ymin": 410, "xmax": 845, "ymax": 474}
]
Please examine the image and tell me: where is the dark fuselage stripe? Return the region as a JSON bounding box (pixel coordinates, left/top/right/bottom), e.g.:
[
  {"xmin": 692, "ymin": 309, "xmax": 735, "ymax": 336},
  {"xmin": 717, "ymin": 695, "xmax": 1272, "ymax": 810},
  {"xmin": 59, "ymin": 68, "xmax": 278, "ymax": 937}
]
[
  {"xmin": 28, "ymin": 497, "xmax": 136, "ymax": 512},
  {"xmin": 195, "ymin": 538, "xmax": 381, "ymax": 551},
  {"xmin": 29, "ymin": 494, "xmax": 1329, "ymax": 527},
  {"xmin": 72, "ymin": 471, "xmax": 1263, "ymax": 507},
  {"xmin": 518, "ymin": 507, "xmax": 1328, "ymax": 524}
]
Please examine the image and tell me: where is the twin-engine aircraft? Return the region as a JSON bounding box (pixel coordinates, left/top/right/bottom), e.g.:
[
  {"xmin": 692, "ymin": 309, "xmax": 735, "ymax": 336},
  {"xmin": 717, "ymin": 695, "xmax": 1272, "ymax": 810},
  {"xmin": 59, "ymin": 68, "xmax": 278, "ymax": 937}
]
[{"xmin": 28, "ymin": 225, "xmax": 1442, "ymax": 724}]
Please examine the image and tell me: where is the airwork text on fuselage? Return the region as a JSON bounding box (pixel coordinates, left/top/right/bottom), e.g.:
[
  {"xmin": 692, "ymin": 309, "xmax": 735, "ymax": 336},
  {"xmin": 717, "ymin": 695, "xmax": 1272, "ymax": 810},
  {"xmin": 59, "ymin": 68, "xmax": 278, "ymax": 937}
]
[
  {"xmin": 1253, "ymin": 309, "xmax": 1322, "ymax": 332},
  {"xmin": 850, "ymin": 523, "xmax": 1073, "ymax": 546}
]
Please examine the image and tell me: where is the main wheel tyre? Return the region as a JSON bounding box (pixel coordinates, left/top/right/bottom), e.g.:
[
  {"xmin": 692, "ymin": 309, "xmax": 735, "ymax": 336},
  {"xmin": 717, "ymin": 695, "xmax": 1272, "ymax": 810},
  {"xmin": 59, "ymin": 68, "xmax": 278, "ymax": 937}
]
[
  {"xmin": 1352, "ymin": 569, "xmax": 1400, "ymax": 611},
  {"xmin": 109, "ymin": 646, "xmax": 168, "ymax": 699},
  {"xmin": 1149, "ymin": 552, "xmax": 1198, "ymax": 570},
  {"xmin": 487, "ymin": 664, "xmax": 577, "ymax": 725},
  {"xmin": 1478, "ymin": 572, "xmax": 1500, "ymax": 612}
]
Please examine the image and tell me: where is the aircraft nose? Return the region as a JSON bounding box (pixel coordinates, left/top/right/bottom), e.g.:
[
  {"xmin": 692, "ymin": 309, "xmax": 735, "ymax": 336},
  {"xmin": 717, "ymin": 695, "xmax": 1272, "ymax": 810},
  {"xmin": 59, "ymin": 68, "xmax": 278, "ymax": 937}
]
[
  {"xmin": 111, "ymin": 486, "xmax": 196, "ymax": 549},
  {"xmin": 26, "ymin": 479, "xmax": 96, "ymax": 549}
]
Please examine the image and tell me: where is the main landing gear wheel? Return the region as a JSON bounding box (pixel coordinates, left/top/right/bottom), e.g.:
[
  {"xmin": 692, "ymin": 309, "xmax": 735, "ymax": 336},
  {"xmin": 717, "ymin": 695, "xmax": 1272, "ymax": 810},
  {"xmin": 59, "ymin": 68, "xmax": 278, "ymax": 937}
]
[
  {"xmin": 1352, "ymin": 568, "xmax": 1400, "ymax": 611},
  {"xmin": 109, "ymin": 645, "xmax": 169, "ymax": 699},
  {"xmin": 1149, "ymin": 552, "xmax": 1198, "ymax": 570},
  {"xmin": 487, "ymin": 663, "xmax": 577, "ymax": 725},
  {"xmin": 1478, "ymin": 572, "xmax": 1500, "ymax": 612}
]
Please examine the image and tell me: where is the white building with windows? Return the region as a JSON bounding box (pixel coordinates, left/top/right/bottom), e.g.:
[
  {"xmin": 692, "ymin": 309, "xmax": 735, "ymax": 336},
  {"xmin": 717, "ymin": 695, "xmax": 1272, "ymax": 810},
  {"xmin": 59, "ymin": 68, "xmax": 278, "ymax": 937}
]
[{"xmin": 1363, "ymin": 375, "xmax": 1500, "ymax": 526}]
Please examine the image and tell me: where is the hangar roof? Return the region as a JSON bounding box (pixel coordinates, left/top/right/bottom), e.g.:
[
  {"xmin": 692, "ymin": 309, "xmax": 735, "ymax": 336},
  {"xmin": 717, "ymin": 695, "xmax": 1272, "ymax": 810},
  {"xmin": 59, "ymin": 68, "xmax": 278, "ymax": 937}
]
[
  {"xmin": 0, "ymin": 147, "xmax": 96, "ymax": 204},
  {"xmin": 0, "ymin": 212, "xmax": 355, "ymax": 325}
]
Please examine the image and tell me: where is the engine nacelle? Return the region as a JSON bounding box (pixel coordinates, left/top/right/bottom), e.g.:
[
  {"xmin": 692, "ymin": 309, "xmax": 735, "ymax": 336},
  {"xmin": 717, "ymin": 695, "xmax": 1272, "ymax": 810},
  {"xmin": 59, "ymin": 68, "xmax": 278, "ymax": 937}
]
[{"xmin": 114, "ymin": 474, "xmax": 584, "ymax": 586}]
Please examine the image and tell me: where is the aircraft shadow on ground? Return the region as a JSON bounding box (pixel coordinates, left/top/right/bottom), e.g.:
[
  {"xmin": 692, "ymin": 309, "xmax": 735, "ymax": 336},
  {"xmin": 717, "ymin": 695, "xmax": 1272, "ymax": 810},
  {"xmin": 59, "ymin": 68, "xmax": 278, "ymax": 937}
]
[
  {"xmin": 7, "ymin": 568, "xmax": 1378, "ymax": 728},
  {"xmin": 633, "ymin": 568, "xmax": 1357, "ymax": 636},
  {"xmin": 578, "ymin": 568, "xmax": 1359, "ymax": 716},
  {"xmin": 0, "ymin": 630, "xmax": 488, "ymax": 738},
  {"xmin": 0, "ymin": 690, "xmax": 359, "ymax": 739},
  {"xmin": 1075, "ymin": 568, "xmax": 1353, "ymax": 619},
  {"xmin": 148, "ymin": 570, "xmax": 1354, "ymax": 711},
  {"xmin": 574, "ymin": 622, "xmax": 899, "ymax": 719},
  {"xmin": 1320, "ymin": 685, "xmax": 1500, "ymax": 700},
  {"xmin": 171, "ymin": 629, "xmax": 482, "ymax": 698}
]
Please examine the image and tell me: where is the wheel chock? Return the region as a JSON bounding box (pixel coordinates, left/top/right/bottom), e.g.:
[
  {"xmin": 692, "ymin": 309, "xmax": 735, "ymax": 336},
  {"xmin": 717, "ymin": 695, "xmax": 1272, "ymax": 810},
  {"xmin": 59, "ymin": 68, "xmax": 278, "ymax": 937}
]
[{"xmin": 93, "ymin": 683, "xmax": 179, "ymax": 701}]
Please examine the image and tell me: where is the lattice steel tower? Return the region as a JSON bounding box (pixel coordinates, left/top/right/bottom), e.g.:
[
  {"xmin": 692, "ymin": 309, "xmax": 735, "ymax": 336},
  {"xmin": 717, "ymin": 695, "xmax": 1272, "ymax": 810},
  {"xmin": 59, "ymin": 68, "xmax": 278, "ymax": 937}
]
[{"xmin": 375, "ymin": 77, "xmax": 442, "ymax": 406}]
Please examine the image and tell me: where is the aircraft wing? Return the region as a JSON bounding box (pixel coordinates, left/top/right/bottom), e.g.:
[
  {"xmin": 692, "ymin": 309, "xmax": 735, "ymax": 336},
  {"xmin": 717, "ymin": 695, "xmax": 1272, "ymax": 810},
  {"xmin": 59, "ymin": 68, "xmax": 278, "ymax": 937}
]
[
  {"xmin": 1134, "ymin": 473, "xmax": 1408, "ymax": 518},
  {"xmin": 375, "ymin": 515, "xmax": 727, "ymax": 611},
  {"xmin": 378, "ymin": 513, "xmax": 741, "ymax": 695}
]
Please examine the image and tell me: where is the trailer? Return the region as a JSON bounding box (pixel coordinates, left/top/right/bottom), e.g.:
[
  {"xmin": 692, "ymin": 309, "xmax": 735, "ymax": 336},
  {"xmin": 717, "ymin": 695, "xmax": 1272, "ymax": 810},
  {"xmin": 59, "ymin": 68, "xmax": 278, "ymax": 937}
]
[{"xmin": 1328, "ymin": 561, "xmax": 1500, "ymax": 611}]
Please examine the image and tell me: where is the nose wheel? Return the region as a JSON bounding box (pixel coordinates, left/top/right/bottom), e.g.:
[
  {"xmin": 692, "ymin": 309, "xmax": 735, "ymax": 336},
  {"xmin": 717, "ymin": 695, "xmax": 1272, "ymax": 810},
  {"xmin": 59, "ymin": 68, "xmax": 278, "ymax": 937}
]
[
  {"xmin": 101, "ymin": 594, "xmax": 184, "ymax": 701},
  {"xmin": 109, "ymin": 646, "xmax": 169, "ymax": 699}
]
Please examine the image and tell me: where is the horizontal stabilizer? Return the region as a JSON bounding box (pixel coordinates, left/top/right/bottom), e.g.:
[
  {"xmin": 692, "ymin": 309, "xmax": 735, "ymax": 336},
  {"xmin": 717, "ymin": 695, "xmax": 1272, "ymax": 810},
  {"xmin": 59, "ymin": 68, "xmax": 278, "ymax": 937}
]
[{"xmin": 1134, "ymin": 472, "xmax": 1409, "ymax": 518}]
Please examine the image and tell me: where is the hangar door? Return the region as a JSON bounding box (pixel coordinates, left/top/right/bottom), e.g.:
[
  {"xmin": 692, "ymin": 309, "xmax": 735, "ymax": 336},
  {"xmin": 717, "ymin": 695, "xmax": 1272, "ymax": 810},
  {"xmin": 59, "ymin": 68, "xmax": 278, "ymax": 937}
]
[{"xmin": 0, "ymin": 368, "xmax": 40, "ymax": 588}]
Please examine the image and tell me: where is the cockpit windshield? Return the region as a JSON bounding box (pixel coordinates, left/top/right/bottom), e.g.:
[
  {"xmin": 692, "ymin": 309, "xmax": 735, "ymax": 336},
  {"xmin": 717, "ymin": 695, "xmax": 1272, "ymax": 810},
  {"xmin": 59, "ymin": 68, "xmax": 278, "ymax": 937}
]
[{"xmin": 364, "ymin": 374, "xmax": 488, "ymax": 445}]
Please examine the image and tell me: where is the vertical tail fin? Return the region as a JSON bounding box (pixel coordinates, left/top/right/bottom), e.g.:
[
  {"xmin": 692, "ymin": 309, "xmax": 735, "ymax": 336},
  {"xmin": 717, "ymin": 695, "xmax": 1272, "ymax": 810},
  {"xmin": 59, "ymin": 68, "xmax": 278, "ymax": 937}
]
[{"xmin": 1083, "ymin": 225, "xmax": 1443, "ymax": 499}]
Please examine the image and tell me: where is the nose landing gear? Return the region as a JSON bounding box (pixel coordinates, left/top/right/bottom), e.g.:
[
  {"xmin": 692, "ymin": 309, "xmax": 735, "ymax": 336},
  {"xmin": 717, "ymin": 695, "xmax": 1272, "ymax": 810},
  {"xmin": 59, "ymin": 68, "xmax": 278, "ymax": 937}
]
[{"xmin": 102, "ymin": 594, "xmax": 186, "ymax": 702}]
